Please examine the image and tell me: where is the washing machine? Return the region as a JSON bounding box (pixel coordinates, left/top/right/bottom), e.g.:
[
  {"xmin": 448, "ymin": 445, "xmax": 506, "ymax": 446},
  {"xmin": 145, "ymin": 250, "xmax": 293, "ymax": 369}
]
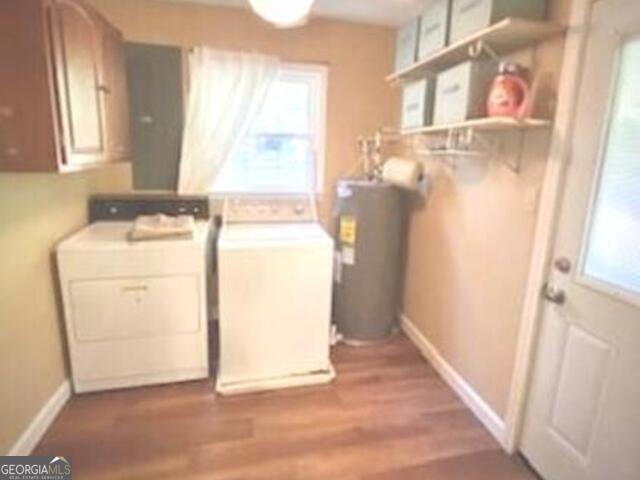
[{"xmin": 216, "ymin": 196, "xmax": 334, "ymax": 395}]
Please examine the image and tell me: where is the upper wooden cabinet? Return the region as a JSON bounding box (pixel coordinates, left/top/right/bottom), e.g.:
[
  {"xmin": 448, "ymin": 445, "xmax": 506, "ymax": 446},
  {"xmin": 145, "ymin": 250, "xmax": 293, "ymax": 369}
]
[{"xmin": 0, "ymin": 0, "xmax": 131, "ymax": 172}]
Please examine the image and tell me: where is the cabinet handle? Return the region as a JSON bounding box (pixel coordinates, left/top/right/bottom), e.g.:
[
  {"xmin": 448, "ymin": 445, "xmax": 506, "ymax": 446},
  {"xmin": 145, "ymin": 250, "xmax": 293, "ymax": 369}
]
[
  {"xmin": 4, "ymin": 147, "xmax": 19, "ymax": 158},
  {"xmin": 459, "ymin": 0, "xmax": 483, "ymax": 14},
  {"xmin": 442, "ymin": 84, "xmax": 461, "ymax": 95},
  {"xmin": 0, "ymin": 106, "xmax": 13, "ymax": 118},
  {"xmin": 97, "ymin": 84, "xmax": 112, "ymax": 95},
  {"xmin": 122, "ymin": 285, "xmax": 148, "ymax": 293}
]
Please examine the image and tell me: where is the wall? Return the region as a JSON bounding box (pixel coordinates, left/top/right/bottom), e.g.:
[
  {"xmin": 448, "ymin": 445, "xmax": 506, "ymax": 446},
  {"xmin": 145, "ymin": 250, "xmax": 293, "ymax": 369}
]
[
  {"xmin": 402, "ymin": 0, "xmax": 572, "ymax": 418},
  {"xmin": 0, "ymin": 165, "xmax": 131, "ymax": 453},
  {"xmin": 87, "ymin": 0, "xmax": 399, "ymax": 227}
]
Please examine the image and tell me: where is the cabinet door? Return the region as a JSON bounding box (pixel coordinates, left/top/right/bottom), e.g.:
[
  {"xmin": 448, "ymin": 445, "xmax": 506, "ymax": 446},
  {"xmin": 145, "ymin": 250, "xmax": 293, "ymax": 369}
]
[
  {"xmin": 50, "ymin": 0, "xmax": 105, "ymax": 166},
  {"xmin": 100, "ymin": 23, "xmax": 131, "ymax": 161},
  {"xmin": 0, "ymin": 0, "xmax": 60, "ymax": 172}
]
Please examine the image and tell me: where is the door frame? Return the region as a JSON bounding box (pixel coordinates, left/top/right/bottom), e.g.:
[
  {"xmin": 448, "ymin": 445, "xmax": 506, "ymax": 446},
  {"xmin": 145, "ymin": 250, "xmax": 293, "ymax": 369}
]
[{"xmin": 503, "ymin": 0, "xmax": 597, "ymax": 454}]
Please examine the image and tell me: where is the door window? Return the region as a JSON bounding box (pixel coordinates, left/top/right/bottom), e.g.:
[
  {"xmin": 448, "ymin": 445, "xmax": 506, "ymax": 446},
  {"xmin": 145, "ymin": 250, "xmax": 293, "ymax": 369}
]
[{"xmin": 582, "ymin": 37, "xmax": 640, "ymax": 296}]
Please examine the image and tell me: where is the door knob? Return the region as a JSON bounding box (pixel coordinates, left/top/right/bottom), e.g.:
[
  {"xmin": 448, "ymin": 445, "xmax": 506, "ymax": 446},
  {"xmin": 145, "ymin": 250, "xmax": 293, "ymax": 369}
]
[
  {"xmin": 553, "ymin": 256, "xmax": 572, "ymax": 274},
  {"xmin": 542, "ymin": 283, "xmax": 566, "ymax": 305}
]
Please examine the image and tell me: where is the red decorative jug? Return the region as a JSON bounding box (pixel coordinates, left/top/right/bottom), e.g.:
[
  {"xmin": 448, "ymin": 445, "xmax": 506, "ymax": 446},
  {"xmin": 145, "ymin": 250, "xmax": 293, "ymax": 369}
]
[{"xmin": 487, "ymin": 62, "xmax": 532, "ymax": 120}]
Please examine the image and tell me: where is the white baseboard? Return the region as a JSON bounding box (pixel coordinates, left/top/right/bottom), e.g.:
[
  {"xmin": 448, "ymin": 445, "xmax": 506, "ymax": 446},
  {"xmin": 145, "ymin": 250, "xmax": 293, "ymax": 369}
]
[
  {"xmin": 8, "ymin": 380, "xmax": 71, "ymax": 456},
  {"xmin": 400, "ymin": 314, "xmax": 507, "ymax": 449}
]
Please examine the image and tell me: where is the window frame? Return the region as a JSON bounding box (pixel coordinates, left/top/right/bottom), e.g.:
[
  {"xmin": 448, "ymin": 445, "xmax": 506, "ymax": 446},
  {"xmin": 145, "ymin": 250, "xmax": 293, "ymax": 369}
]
[{"xmin": 211, "ymin": 61, "xmax": 328, "ymax": 197}]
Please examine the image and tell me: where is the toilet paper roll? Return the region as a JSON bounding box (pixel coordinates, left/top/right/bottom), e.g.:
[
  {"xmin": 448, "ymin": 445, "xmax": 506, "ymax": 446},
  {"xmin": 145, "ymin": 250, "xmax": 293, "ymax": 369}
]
[{"xmin": 382, "ymin": 157, "xmax": 424, "ymax": 190}]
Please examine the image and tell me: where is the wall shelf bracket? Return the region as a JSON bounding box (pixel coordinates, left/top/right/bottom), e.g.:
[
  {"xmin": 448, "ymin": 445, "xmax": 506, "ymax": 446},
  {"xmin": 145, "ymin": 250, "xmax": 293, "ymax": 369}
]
[{"xmin": 468, "ymin": 40, "xmax": 502, "ymax": 63}]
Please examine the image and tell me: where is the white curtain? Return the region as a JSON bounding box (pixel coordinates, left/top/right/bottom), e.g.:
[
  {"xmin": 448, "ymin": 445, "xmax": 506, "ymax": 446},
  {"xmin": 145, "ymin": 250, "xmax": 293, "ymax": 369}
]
[{"xmin": 178, "ymin": 48, "xmax": 280, "ymax": 194}]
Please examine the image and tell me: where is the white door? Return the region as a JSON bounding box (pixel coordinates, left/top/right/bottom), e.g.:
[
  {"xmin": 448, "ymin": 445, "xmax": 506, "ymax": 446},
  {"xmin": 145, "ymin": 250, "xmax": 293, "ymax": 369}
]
[{"xmin": 520, "ymin": 1, "xmax": 640, "ymax": 479}]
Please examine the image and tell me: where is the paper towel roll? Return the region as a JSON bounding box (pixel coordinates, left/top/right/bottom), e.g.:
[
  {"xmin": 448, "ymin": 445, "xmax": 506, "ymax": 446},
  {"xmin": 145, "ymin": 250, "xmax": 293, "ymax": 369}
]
[{"xmin": 382, "ymin": 157, "xmax": 423, "ymax": 190}]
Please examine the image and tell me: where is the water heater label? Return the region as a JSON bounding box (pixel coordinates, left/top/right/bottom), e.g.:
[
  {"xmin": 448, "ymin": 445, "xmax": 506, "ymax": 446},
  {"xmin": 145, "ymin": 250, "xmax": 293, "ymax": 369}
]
[
  {"xmin": 342, "ymin": 246, "xmax": 356, "ymax": 265},
  {"xmin": 339, "ymin": 216, "xmax": 357, "ymax": 246}
]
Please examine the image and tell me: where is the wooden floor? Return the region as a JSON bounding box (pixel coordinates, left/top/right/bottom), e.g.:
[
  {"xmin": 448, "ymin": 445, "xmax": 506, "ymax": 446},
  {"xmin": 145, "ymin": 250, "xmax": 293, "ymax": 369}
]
[{"xmin": 35, "ymin": 335, "xmax": 538, "ymax": 480}]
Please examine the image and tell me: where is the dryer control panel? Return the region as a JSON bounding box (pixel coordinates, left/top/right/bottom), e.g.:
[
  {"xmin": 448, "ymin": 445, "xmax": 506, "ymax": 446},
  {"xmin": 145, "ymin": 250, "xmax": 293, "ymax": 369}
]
[{"xmin": 223, "ymin": 196, "xmax": 317, "ymax": 224}]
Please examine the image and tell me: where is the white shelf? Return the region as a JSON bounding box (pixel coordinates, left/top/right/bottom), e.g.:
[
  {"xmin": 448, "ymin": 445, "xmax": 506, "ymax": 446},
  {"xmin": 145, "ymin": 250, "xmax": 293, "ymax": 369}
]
[
  {"xmin": 401, "ymin": 117, "xmax": 552, "ymax": 136},
  {"xmin": 387, "ymin": 18, "xmax": 565, "ymax": 84}
]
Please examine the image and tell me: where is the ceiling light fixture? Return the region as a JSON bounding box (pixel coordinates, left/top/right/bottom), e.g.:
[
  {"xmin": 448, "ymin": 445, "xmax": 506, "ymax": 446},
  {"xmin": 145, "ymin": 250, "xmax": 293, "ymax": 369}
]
[{"xmin": 248, "ymin": 0, "xmax": 315, "ymax": 28}]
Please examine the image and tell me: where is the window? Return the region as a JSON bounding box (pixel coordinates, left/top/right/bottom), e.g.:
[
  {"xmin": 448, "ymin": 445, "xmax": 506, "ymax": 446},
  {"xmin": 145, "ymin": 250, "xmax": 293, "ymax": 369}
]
[
  {"xmin": 212, "ymin": 63, "xmax": 327, "ymax": 194},
  {"xmin": 582, "ymin": 37, "xmax": 640, "ymax": 296}
]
